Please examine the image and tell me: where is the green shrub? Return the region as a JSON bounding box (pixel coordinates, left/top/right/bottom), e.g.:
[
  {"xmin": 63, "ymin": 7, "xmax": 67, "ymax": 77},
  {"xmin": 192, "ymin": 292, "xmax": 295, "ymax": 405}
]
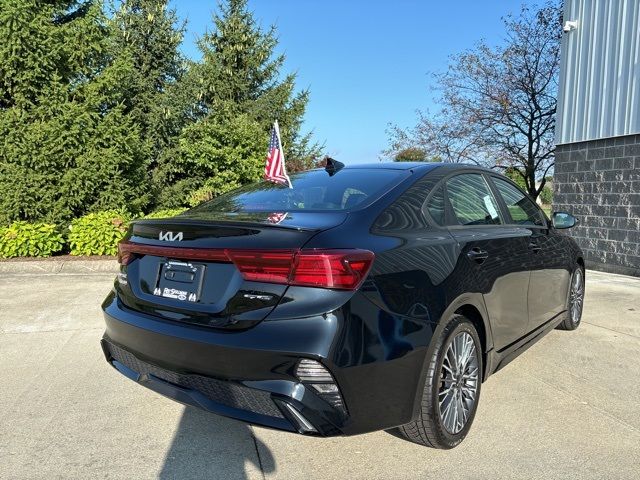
[
  {"xmin": 394, "ymin": 147, "xmax": 427, "ymax": 162},
  {"xmin": 68, "ymin": 211, "xmax": 131, "ymax": 256},
  {"xmin": 504, "ymin": 167, "xmax": 528, "ymax": 190},
  {"xmin": 0, "ymin": 221, "xmax": 65, "ymax": 258},
  {"xmin": 143, "ymin": 208, "xmax": 188, "ymax": 219},
  {"xmin": 539, "ymin": 184, "xmax": 553, "ymax": 205}
]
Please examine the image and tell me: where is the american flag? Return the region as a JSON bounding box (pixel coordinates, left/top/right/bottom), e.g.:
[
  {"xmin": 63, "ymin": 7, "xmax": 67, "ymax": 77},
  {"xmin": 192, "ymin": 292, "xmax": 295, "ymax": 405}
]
[
  {"xmin": 267, "ymin": 212, "xmax": 288, "ymax": 224},
  {"xmin": 264, "ymin": 120, "xmax": 292, "ymax": 188}
]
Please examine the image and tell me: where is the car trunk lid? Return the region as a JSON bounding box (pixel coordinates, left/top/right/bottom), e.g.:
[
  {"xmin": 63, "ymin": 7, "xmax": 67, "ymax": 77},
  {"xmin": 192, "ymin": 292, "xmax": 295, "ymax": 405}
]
[{"xmin": 115, "ymin": 212, "xmax": 347, "ymax": 329}]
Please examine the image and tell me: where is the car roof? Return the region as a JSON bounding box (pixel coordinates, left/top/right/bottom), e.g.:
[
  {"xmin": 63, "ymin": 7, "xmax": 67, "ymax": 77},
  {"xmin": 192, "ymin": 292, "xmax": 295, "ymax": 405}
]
[
  {"xmin": 338, "ymin": 162, "xmax": 436, "ymax": 170},
  {"xmin": 328, "ymin": 162, "xmax": 496, "ymax": 174}
]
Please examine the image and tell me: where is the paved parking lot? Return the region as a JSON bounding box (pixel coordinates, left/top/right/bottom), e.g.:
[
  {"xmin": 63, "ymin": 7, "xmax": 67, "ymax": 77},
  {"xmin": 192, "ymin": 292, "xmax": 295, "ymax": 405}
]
[{"xmin": 0, "ymin": 269, "xmax": 639, "ymax": 479}]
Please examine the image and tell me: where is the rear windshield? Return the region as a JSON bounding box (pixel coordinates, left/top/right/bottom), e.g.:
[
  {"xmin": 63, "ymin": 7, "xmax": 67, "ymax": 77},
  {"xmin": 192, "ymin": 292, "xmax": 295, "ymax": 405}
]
[{"xmin": 190, "ymin": 168, "xmax": 408, "ymax": 213}]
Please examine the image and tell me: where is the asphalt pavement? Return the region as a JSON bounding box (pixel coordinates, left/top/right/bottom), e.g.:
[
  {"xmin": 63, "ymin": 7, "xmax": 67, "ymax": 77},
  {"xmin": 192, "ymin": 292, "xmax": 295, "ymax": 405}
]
[{"xmin": 0, "ymin": 268, "xmax": 639, "ymax": 479}]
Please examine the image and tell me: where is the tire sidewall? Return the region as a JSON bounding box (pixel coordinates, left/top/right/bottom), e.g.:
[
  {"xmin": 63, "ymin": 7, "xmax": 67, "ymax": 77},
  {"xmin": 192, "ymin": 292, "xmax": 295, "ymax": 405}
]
[{"xmin": 429, "ymin": 316, "xmax": 483, "ymax": 448}]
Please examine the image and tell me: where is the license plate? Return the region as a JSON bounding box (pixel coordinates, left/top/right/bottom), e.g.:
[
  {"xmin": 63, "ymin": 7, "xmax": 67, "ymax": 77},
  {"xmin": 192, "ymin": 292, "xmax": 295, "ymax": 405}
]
[{"xmin": 153, "ymin": 261, "xmax": 205, "ymax": 303}]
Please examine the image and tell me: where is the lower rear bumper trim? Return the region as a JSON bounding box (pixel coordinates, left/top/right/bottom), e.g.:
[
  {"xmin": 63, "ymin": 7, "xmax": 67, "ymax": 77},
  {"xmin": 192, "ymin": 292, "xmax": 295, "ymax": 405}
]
[{"xmin": 110, "ymin": 358, "xmax": 296, "ymax": 432}]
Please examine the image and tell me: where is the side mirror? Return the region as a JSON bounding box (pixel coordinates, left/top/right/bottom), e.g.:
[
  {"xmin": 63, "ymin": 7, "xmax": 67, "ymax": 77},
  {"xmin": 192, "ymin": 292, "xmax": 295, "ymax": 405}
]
[{"xmin": 552, "ymin": 212, "xmax": 577, "ymax": 229}]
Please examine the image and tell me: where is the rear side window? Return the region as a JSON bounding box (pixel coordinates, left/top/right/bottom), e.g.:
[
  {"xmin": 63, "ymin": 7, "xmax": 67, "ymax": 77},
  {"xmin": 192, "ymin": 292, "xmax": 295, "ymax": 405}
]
[
  {"xmin": 492, "ymin": 177, "xmax": 545, "ymax": 226},
  {"xmin": 425, "ymin": 185, "xmax": 445, "ymax": 225},
  {"xmin": 189, "ymin": 169, "xmax": 408, "ymax": 213},
  {"xmin": 446, "ymin": 174, "xmax": 502, "ymax": 226}
]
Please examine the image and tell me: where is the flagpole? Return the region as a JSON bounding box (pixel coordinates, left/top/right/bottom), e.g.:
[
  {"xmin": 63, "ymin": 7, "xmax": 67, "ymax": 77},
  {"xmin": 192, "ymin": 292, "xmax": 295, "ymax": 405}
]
[{"xmin": 273, "ymin": 120, "xmax": 292, "ymax": 189}]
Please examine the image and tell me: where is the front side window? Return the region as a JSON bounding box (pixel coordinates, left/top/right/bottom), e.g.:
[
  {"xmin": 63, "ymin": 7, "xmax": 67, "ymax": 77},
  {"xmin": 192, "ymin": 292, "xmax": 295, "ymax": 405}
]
[
  {"xmin": 446, "ymin": 174, "xmax": 502, "ymax": 226},
  {"xmin": 492, "ymin": 177, "xmax": 544, "ymax": 226}
]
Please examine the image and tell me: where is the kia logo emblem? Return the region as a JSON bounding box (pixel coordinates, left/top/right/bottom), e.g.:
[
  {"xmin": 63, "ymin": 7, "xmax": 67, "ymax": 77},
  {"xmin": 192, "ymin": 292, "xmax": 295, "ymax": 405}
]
[{"xmin": 159, "ymin": 231, "xmax": 184, "ymax": 241}]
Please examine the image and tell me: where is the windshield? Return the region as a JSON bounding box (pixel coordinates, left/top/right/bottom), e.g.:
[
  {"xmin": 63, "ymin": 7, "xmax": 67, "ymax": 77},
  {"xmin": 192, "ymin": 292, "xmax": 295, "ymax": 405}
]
[{"xmin": 189, "ymin": 168, "xmax": 409, "ymax": 213}]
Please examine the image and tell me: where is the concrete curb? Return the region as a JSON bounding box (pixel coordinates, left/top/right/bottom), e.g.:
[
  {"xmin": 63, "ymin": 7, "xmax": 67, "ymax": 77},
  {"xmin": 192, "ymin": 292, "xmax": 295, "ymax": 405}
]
[{"xmin": 0, "ymin": 259, "xmax": 119, "ymax": 274}]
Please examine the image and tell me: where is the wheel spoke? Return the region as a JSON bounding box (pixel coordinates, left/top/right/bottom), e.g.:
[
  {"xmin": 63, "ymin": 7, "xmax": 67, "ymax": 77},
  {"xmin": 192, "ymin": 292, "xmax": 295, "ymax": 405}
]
[
  {"xmin": 438, "ymin": 331, "xmax": 479, "ymax": 434},
  {"xmin": 460, "ymin": 395, "xmax": 468, "ymax": 425},
  {"xmin": 462, "ymin": 366, "xmax": 478, "ymax": 378},
  {"xmin": 439, "ymin": 387, "xmax": 453, "ymax": 397}
]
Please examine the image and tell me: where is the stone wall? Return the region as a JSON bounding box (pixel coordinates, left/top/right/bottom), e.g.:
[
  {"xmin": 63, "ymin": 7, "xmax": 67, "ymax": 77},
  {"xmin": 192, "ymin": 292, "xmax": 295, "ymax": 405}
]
[{"xmin": 553, "ymin": 133, "xmax": 640, "ymax": 276}]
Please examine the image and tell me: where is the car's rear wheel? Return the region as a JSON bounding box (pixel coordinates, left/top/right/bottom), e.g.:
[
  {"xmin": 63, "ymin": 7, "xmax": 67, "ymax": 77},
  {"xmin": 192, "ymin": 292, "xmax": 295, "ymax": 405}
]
[
  {"xmin": 557, "ymin": 265, "xmax": 585, "ymax": 330},
  {"xmin": 394, "ymin": 314, "xmax": 482, "ymax": 449}
]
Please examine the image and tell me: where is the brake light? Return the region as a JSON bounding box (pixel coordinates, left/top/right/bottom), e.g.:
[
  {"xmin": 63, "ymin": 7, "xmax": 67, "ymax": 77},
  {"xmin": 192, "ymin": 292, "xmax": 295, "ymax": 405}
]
[
  {"xmin": 117, "ymin": 241, "xmax": 374, "ymax": 290},
  {"xmin": 227, "ymin": 249, "xmax": 374, "ymax": 290},
  {"xmin": 225, "ymin": 250, "xmax": 294, "ymax": 284},
  {"xmin": 291, "ymin": 250, "xmax": 374, "ymax": 289},
  {"xmin": 117, "ymin": 242, "xmax": 133, "ymax": 266}
]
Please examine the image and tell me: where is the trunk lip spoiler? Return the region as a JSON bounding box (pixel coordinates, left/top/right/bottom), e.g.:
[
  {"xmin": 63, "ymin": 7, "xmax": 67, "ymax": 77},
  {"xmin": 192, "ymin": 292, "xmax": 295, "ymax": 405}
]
[{"xmin": 131, "ymin": 216, "xmax": 339, "ymax": 232}]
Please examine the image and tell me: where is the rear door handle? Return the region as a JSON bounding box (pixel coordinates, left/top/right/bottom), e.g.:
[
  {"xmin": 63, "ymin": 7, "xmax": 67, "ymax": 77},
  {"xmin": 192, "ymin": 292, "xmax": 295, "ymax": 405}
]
[
  {"xmin": 529, "ymin": 242, "xmax": 542, "ymax": 253},
  {"xmin": 467, "ymin": 248, "xmax": 489, "ymax": 264}
]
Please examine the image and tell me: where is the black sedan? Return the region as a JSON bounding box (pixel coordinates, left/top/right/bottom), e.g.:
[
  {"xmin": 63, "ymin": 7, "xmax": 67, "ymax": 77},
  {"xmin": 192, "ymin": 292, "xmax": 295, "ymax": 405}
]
[{"xmin": 101, "ymin": 162, "xmax": 584, "ymax": 449}]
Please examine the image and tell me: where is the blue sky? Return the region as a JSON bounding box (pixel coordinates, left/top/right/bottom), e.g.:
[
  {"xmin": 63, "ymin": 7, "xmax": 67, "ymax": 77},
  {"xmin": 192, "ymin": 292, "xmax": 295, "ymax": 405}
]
[{"xmin": 172, "ymin": 0, "xmax": 521, "ymax": 163}]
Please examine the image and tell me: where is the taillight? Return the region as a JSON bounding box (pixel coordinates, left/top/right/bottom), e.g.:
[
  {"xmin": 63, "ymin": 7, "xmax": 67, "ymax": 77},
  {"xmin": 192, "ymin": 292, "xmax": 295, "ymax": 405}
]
[
  {"xmin": 290, "ymin": 250, "xmax": 374, "ymax": 290},
  {"xmin": 227, "ymin": 249, "xmax": 374, "ymax": 290},
  {"xmin": 117, "ymin": 241, "xmax": 229, "ymax": 265},
  {"xmin": 117, "ymin": 242, "xmax": 133, "ymax": 266},
  {"xmin": 225, "ymin": 250, "xmax": 294, "ymax": 284},
  {"xmin": 117, "ymin": 241, "xmax": 374, "ymax": 291}
]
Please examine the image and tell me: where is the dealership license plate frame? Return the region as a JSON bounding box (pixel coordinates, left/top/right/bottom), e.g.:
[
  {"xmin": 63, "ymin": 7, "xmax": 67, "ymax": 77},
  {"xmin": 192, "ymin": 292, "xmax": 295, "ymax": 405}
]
[{"xmin": 153, "ymin": 260, "xmax": 205, "ymax": 303}]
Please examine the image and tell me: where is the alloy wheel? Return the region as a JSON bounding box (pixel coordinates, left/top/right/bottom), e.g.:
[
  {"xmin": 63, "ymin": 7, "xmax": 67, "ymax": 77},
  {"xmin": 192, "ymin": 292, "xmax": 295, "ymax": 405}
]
[
  {"xmin": 438, "ymin": 331, "xmax": 479, "ymax": 434},
  {"xmin": 570, "ymin": 269, "xmax": 584, "ymax": 324}
]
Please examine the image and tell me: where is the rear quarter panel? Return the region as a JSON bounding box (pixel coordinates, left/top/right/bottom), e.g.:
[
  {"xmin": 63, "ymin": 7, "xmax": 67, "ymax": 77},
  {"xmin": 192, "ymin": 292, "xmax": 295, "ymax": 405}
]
[{"xmin": 296, "ymin": 168, "xmax": 494, "ymax": 428}]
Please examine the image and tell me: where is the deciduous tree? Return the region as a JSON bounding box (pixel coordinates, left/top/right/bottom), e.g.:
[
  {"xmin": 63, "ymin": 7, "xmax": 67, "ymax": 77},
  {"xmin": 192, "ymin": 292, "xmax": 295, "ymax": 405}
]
[{"xmin": 387, "ymin": 1, "xmax": 561, "ymax": 199}]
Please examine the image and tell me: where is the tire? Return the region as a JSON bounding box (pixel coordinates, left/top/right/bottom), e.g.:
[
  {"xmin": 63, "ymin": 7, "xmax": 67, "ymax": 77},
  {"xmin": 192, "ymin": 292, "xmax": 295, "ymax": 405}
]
[
  {"xmin": 394, "ymin": 314, "xmax": 482, "ymax": 449},
  {"xmin": 556, "ymin": 265, "xmax": 585, "ymax": 331}
]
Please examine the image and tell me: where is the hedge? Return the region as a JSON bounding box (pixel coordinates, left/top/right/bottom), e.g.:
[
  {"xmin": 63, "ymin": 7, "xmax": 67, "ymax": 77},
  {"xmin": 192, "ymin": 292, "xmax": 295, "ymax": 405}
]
[
  {"xmin": 0, "ymin": 221, "xmax": 65, "ymax": 258},
  {"xmin": 142, "ymin": 208, "xmax": 187, "ymax": 219},
  {"xmin": 68, "ymin": 211, "xmax": 131, "ymax": 256},
  {"xmin": 0, "ymin": 208, "xmax": 189, "ymax": 258}
]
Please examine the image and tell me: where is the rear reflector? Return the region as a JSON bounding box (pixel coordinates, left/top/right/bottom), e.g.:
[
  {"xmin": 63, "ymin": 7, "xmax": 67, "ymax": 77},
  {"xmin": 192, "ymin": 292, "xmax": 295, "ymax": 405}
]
[
  {"xmin": 295, "ymin": 359, "xmax": 334, "ymax": 382},
  {"xmin": 294, "ymin": 359, "xmax": 346, "ymax": 415},
  {"xmin": 118, "ymin": 241, "xmax": 373, "ymax": 291}
]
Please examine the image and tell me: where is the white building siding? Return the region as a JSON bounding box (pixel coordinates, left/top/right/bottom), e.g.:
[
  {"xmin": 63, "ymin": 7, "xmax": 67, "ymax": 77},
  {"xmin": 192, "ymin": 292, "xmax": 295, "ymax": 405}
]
[{"xmin": 556, "ymin": 0, "xmax": 640, "ymax": 144}]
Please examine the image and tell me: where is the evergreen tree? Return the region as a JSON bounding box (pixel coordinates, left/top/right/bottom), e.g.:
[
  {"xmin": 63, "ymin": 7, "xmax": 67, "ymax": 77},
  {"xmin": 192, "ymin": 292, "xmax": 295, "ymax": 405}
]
[
  {"xmin": 0, "ymin": 0, "xmax": 149, "ymax": 225},
  {"xmin": 0, "ymin": 0, "xmax": 99, "ymax": 109},
  {"xmin": 110, "ymin": 0, "xmax": 187, "ymax": 170},
  {"xmin": 156, "ymin": 0, "xmax": 320, "ymax": 207}
]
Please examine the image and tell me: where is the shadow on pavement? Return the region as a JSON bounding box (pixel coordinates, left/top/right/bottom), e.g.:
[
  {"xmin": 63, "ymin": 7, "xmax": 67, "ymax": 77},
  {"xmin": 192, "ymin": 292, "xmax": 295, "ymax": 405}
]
[{"xmin": 159, "ymin": 406, "xmax": 275, "ymax": 480}]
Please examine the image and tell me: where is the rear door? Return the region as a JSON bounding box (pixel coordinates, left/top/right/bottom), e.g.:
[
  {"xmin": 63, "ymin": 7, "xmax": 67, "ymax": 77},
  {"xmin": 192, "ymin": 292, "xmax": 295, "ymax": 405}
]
[
  {"xmin": 488, "ymin": 176, "xmax": 571, "ymax": 331},
  {"xmin": 444, "ymin": 173, "xmax": 533, "ymax": 351}
]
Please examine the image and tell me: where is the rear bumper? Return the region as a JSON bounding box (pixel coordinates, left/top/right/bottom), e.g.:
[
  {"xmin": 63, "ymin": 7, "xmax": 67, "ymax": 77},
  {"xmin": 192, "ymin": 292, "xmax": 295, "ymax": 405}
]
[
  {"xmin": 101, "ymin": 290, "xmax": 434, "ymax": 436},
  {"xmin": 102, "ymin": 339, "xmax": 332, "ymax": 434}
]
